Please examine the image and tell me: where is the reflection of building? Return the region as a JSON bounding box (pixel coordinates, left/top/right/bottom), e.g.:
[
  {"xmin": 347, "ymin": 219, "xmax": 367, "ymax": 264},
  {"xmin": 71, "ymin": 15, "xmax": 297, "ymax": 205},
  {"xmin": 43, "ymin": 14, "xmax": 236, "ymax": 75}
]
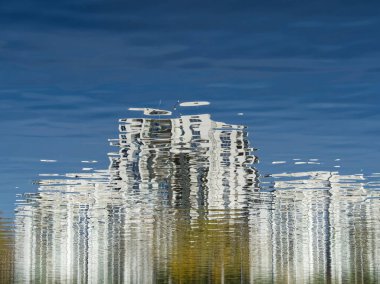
[
  {"xmin": 13, "ymin": 113, "xmax": 380, "ymax": 282},
  {"xmin": 248, "ymin": 171, "xmax": 380, "ymax": 283},
  {"xmin": 15, "ymin": 114, "xmax": 257, "ymax": 282},
  {"xmin": 115, "ymin": 114, "xmax": 257, "ymax": 212}
]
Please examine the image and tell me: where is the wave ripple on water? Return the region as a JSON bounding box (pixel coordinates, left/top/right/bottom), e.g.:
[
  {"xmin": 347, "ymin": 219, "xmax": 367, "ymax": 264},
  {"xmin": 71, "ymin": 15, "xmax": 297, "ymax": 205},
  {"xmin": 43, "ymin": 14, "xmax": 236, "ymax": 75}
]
[{"xmin": 7, "ymin": 107, "xmax": 380, "ymax": 283}]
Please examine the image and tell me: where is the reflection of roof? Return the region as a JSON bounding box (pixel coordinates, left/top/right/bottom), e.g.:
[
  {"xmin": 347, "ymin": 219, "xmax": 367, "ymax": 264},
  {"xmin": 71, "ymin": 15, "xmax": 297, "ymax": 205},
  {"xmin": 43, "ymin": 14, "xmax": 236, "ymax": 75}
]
[{"xmin": 114, "ymin": 114, "xmax": 258, "ymax": 195}]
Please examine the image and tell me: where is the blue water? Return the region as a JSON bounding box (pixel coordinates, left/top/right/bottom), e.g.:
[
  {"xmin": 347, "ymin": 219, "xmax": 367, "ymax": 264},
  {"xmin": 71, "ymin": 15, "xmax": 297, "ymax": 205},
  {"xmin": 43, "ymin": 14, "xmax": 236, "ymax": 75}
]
[
  {"xmin": 1, "ymin": 90, "xmax": 379, "ymax": 217},
  {"xmin": 1, "ymin": 1, "xmax": 380, "ymax": 282}
]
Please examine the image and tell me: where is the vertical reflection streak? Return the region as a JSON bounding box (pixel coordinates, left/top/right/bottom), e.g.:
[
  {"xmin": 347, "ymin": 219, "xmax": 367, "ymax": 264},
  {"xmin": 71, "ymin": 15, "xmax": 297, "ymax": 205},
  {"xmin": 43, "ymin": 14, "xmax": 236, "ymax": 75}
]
[{"xmin": 13, "ymin": 112, "xmax": 380, "ymax": 283}]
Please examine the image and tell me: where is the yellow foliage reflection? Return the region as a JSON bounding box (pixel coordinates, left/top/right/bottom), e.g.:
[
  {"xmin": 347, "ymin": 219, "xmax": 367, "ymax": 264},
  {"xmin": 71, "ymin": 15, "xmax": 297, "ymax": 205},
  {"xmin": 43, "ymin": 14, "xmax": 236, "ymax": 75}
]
[
  {"xmin": 0, "ymin": 214, "xmax": 13, "ymax": 282},
  {"xmin": 168, "ymin": 213, "xmax": 250, "ymax": 283}
]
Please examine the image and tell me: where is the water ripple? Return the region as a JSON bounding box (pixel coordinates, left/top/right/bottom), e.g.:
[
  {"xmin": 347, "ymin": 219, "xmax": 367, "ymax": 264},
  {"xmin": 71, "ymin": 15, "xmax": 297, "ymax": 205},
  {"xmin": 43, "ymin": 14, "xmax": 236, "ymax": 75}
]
[{"xmin": 12, "ymin": 108, "xmax": 380, "ymax": 283}]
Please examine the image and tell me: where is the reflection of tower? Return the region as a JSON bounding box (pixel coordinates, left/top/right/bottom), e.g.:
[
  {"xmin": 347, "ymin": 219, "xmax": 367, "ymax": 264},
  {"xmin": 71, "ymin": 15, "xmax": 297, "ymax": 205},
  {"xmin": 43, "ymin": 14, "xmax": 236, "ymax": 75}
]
[
  {"xmin": 14, "ymin": 112, "xmax": 257, "ymax": 282},
  {"xmin": 116, "ymin": 114, "xmax": 258, "ymax": 215},
  {"xmin": 14, "ymin": 109, "xmax": 380, "ymax": 282},
  {"xmin": 113, "ymin": 114, "xmax": 257, "ymax": 281}
]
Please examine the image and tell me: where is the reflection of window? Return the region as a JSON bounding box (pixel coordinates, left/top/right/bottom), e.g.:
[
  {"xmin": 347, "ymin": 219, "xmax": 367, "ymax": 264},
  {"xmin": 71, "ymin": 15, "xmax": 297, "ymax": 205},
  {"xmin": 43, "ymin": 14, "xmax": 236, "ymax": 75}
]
[
  {"xmin": 191, "ymin": 143, "xmax": 198, "ymax": 148},
  {"xmin": 192, "ymin": 130, "xmax": 201, "ymax": 136}
]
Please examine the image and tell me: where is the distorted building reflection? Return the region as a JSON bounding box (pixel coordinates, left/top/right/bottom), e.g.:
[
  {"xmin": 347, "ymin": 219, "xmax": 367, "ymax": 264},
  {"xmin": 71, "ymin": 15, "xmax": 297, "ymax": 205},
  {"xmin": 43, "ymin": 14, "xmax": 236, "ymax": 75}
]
[
  {"xmin": 15, "ymin": 113, "xmax": 257, "ymax": 282},
  {"xmin": 249, "ymin": 171, "xmax": 380, "ymax": 283},
  {"xmin": 14, "ymin": 112, "xmax": 380, "ymax": 283}
]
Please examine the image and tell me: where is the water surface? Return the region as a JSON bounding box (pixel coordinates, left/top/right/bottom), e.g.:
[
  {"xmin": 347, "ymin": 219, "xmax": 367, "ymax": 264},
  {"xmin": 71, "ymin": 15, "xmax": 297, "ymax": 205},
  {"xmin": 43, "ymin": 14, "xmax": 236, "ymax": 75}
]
[
  {"xmin": 10, "ymin": 111, "xmax": 380, "ymax": 283},
  {"xmin": 1, "ymin": 1, "xmax": 380, "ymax": 282}
]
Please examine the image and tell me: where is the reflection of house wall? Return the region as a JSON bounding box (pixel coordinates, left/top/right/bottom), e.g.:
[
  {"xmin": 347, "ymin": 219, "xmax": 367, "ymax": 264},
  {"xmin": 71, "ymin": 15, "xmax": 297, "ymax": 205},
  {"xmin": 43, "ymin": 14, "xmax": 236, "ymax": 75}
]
[
  {"xmin": 247, "ymin": 171, "xmax": 380, "ymax": 283},
  {"xmin": 329, "ymin": 174, "xmax": 380, "ymax": 283},
  {"xmin": 15, "ymin": 188, "xmax": 95, "ymax": 283},
  {"xmin": 14, "ymin": 182, "xmax": 162, "ymax": 283}
]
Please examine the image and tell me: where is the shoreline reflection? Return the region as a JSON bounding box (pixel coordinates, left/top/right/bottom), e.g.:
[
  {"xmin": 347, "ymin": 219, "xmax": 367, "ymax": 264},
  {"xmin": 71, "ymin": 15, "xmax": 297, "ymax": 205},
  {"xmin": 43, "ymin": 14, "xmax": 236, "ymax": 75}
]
[{"xmin": 15, "ymin": 113, "xmax": 380, "ymax": 283}]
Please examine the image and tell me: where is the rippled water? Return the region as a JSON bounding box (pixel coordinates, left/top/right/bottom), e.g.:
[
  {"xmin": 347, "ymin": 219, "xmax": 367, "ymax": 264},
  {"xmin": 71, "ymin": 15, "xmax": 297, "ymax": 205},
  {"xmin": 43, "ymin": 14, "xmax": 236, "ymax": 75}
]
[
  {"xmin": 4, "ymin": 108, "xmax": 380, "ymax": 283},
  {"xmin": 2, "ymin": 1, "xmax": 380, "ymax": 282}
]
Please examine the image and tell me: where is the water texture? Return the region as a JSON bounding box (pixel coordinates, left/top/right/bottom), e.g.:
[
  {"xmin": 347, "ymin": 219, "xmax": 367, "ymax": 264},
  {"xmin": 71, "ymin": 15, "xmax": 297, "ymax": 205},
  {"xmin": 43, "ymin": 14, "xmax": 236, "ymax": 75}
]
[
  {"xmin": 11, "ymin": 111, "xmax": 380, "ymax": 283},
  {"xmin": 2, "ymin": 1, "xmax": 380, "ymax": 283}
]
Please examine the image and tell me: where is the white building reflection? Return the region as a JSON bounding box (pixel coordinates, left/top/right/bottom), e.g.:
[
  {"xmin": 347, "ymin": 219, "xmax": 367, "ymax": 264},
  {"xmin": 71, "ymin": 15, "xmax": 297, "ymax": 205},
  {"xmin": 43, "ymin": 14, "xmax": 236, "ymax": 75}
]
[
  {"xmin": 14, "ymin": 113, "xmax": 380, "ymax": 283},
  {"xmin": 249, "ymin": 171, "xmax": 380, "ymax": 283}
]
